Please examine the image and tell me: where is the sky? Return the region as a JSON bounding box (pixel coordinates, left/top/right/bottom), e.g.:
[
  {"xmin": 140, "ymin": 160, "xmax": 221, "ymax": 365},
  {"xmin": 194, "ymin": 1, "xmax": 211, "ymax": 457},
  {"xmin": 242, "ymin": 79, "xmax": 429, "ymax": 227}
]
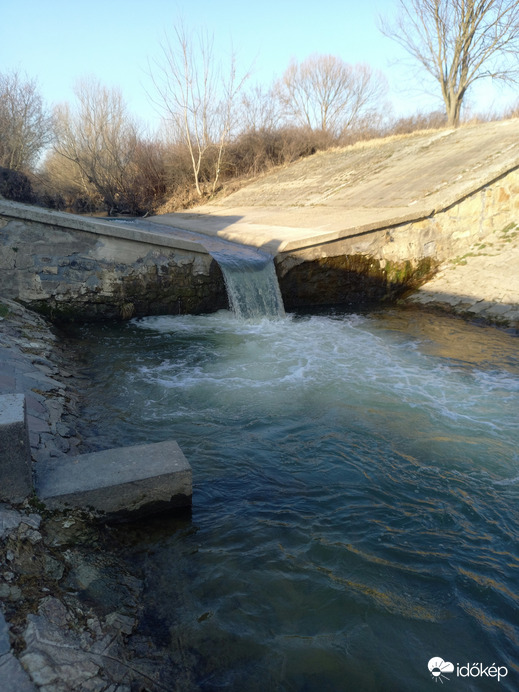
[{"xmin": 1, "ymin": 0, "xmax": 517, "ymax": 133}]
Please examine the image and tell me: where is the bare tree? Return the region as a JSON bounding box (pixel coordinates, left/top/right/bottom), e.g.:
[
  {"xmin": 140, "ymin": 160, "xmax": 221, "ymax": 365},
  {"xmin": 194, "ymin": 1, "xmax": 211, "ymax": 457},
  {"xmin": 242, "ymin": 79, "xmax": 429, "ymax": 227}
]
[
  {"xmin": 380, "ymin": 0, "xmax": 519, "ymax": 127},
  {"xmin": 275, "ymin": 55, "xmax": 388, "ymax": 137},
  {"xmin": 239, "ymin": 84, "xmax": 281, "ymax": 134},
  {"xmin": 147, "ymin": 24, "xmax": 249, "ymax": 195},
  {"xmin": 0, "ymin": 70, "xmax": 53, "ymax": 171},
  {"xmin": 51, "ymin": 78, "xmax": 141, "ymax": 213}
]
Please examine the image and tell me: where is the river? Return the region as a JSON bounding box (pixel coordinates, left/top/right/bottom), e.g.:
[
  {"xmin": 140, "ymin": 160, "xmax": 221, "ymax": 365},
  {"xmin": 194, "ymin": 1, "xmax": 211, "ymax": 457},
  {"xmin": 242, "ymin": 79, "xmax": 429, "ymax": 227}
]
[{"xmin": 68, "ymin": 305, "xmax": 519, "ymax": 691}]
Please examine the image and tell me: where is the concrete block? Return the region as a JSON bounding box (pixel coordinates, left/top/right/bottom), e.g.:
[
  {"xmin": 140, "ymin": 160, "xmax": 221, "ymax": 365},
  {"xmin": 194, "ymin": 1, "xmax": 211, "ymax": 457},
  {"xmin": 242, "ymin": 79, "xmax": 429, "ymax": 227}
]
[
  {"xmin": 36, "ymin": 440, "xmax": 192, "ymax": 520},
  {"xmin": 0, "ymin": 394, "xmax": 33, "ymax": 502}
]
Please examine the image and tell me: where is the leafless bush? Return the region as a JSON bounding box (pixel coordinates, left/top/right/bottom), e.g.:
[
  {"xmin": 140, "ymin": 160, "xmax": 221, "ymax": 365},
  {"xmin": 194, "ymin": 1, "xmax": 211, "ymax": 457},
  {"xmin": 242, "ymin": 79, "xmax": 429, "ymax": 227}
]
[
  {"xmin": 0, "ymin": 166, "xmax": 37, "ymax": 202},
  {"xmin": 388, "ymin": 110, "xmax": 448, "ymax": 135}
]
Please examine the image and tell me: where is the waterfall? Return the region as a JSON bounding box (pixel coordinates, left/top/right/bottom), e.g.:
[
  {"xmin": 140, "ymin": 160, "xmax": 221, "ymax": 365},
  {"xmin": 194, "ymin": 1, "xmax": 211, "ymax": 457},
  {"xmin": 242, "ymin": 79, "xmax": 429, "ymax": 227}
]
[
  {"xmin": 110, "ymin": 218, "xmax": 285, "ymax": 320},
  {"xmin": 213, "ymin": 250, "xmax": 285, "ymax": 320}
]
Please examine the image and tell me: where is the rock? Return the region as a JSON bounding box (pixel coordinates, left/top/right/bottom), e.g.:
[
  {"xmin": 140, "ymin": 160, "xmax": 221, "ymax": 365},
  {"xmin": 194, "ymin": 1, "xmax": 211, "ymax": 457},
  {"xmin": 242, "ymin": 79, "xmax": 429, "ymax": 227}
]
[
  {"xmin": 24, "ymin": 514, "xmax": 42, "ymax": 530},
  {"xmin": 0, "ymin": 650, "xmax": 37, "ymax": 691},
  {"xmin": 0, "ymin": 609, "xmax": 11, "ymax": 655},
  {"xmin": 19, "ymin": 526, "xmax": 42, "ymax": 545},
  {"xmin": 105, "ymin": 612, "xmax": 136, "ymax": 635},
  {"xmin": 38, "ymin": 597, "xmax": 69, "ymax": 627},
  {"xmin": 0, "ymin": 507, "xmax": 23, "ymax": 539},
  {"xmin": 61, "ymin": 551, "xmax": 142, "ymax": 616},
  {"xmin": 0, "ymin": 583, "xmax": 22, "ymax": 600},
  {"xmin": 43, "ymin": 555, "xmax": 64, "ymax": 581}
]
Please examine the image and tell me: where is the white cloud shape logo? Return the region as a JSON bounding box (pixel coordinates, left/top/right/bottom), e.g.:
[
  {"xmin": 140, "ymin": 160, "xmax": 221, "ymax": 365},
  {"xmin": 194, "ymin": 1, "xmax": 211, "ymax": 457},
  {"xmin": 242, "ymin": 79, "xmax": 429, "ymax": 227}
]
[{"xmin": 428, "ymin": 657, "xmax": 454, "ymax": 682}]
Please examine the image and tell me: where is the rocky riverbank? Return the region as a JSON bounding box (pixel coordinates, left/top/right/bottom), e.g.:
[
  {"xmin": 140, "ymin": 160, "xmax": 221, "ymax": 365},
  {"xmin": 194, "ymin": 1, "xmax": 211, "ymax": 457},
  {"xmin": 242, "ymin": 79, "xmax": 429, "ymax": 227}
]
[
  {"xmin": 0, "ymin": 298, "xmax": 176, "ymax": 691},
  {"xmin": 1, "ymin": 237, "xmax": 517, "ymax": 690}
]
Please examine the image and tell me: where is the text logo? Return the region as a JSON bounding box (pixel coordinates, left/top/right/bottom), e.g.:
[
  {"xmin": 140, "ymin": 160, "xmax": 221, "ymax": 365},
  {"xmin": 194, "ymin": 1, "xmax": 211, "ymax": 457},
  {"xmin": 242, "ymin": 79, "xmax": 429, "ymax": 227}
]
[{"xmin": 428, "ymin": 657, "xmax": 509, "ymax": 684}]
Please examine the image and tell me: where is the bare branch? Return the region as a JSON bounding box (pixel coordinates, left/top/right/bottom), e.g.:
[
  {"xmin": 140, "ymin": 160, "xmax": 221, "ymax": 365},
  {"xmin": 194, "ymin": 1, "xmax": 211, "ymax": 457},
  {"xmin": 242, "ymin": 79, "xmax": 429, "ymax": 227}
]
[
  {"xmin": 380, "ymin": 0, "xmax": 519, "ymax": 126},
  {"xmin": 275, "ymin": 55, "xmax": 388, "ymax": 137}
]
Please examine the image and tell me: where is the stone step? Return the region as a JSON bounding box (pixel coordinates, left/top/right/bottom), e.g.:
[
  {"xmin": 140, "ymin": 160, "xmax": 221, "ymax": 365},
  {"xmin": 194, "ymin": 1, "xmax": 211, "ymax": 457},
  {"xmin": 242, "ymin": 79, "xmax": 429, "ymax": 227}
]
[
  {"xmin": 0, "ymin": 393, "xmax": 33, "ymax": 503},
  {"xmin": 36, "ymin": 440, "xmax": 192, "ymax": 520}
]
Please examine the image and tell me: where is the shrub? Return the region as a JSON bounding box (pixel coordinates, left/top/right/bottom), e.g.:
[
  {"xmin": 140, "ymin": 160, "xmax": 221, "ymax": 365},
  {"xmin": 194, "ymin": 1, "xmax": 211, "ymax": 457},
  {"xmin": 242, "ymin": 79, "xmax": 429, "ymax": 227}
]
[{"xmin": 0, "ymin": 166, "xmax": 36, "ymax": 203}]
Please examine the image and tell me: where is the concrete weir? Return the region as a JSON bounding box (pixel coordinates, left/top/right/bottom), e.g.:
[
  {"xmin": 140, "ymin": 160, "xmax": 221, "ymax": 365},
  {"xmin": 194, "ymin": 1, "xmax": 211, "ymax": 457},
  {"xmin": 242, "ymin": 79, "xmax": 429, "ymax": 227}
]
[{"xmin": 2, "ymin": 120, "xmax": 519, "ymax": 317}]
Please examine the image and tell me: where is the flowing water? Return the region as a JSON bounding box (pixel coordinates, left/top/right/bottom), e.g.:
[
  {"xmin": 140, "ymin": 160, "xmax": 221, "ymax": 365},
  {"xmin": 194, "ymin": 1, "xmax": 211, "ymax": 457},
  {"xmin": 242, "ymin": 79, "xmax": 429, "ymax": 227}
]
[
  {"xmin": 215, "ymin": 253, "xmax": 285, "ymax": 319},
  {"xmin": 108, "ymin": 217, "xmax": 285, "ymax": 319},
  {"xmin": 71, "ymin": 305, "xmax": 519, "ymax": 691}
]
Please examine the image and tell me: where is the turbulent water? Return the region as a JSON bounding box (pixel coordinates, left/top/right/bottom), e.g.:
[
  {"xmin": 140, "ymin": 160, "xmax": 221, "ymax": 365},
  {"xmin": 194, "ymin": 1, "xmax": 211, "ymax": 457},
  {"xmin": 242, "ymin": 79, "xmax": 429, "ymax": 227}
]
[{"xmin": 72, "ymin": 306, "xmax": 519, "ymax": 691}]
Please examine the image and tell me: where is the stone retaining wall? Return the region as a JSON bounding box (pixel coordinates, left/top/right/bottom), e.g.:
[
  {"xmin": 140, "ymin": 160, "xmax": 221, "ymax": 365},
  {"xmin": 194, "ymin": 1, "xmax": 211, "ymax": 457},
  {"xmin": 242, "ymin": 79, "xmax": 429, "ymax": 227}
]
[
  {"xmin": 0, "ymin": 201, "xmax": 227, "ymax": 321},
  {"xmin": 276, "ymin": 168, "xmax": 519, "ymax": 309}
]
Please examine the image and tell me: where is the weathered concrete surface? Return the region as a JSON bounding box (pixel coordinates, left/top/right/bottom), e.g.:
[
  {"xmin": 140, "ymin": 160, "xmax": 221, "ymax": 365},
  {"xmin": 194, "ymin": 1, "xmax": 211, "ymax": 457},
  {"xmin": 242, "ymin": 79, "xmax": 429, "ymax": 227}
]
[
  {"xmin": 0, "ymin": 201, "xmax": 227, "ymax": 321},
  {"xmin": 37, "ymin": 440, "xmax": 192, "ymax": 518},
  {"xmin": 150, "ymin": 119, "xmax": 519, "ymax": 253},
  {"xmin": 149, "ymin": 119, "xmax": 519, "ymax": 318},
  {"xmin": 0, "ymin": 394, "xmax": 33, "ymax": 502}
]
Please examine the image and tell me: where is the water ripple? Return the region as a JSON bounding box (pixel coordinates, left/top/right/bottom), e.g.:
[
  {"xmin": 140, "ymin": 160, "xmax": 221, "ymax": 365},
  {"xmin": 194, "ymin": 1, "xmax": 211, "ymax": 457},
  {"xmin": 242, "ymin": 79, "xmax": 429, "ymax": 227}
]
[{"xmin": 71, "ymin": 306, "xmax": 519, "ymax": 691}]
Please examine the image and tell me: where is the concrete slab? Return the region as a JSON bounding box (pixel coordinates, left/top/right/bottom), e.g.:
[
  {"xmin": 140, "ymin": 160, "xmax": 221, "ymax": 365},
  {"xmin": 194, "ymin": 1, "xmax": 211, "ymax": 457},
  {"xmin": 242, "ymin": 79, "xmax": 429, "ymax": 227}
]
[
  {"xmin": 36, "ymin": 440, "xmax": 192, "ymax": 520},
  {"xmin": 148, "ymin": 119, "xmax": 519, "ymax": 254},
  {"xmin": 0, "ymin": 394, "xmax": 33, "ymax": 502}
]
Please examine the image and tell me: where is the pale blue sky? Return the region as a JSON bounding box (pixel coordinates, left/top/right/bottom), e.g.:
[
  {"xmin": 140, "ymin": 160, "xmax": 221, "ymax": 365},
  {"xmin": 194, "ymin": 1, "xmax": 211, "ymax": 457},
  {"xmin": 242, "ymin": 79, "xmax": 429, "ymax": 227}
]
[{"xmin": 1, "ymin": 0, "xmax": 516, "ymax": 132}]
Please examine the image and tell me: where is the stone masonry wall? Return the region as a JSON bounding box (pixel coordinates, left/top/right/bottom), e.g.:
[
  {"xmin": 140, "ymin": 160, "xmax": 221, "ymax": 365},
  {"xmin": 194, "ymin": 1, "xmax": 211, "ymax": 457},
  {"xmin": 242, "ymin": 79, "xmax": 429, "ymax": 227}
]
[
  {"xmin": 0, "ymin": 205, "xmax": 228, "ymax": 321},
  {"xmin": 276, "ymin": 168, "xmax": 519, "ymax": 309}
]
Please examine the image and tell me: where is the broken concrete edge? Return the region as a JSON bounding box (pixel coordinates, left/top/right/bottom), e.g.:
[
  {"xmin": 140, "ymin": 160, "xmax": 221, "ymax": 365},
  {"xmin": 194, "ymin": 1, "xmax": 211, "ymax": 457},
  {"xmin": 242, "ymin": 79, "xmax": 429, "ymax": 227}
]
[{"xmin": 0, "ymin": 394, "xmax": 192, "ymax": 521}]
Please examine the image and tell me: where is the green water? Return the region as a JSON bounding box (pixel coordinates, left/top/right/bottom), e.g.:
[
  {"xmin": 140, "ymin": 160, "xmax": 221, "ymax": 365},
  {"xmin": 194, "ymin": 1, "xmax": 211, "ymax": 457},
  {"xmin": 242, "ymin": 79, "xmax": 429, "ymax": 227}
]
[{"xmin": 72, "ymin": 306, "xmax": 519, "ymax": 691}]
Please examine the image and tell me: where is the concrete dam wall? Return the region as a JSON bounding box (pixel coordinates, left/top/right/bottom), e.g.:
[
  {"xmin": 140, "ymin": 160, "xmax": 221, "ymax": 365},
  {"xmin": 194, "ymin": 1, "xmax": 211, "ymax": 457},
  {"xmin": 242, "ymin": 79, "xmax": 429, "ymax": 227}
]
[
  {"xmin": 1, "ymin": 120, "xmax": 519, "ymax": 320},
  {"xmin": 0, "ymin": 201, "xmax": 227, "ymax": 321}
]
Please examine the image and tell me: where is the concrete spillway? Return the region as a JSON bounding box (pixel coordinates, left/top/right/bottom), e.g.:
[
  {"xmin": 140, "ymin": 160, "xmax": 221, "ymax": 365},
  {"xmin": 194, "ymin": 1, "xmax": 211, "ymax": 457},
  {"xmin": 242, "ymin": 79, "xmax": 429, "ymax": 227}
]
[
  {"xmin": 1, "ymin": 119, "xmax": 519, "ymax": 322},
  {"xmin": 112, "ymin": 218, "xmax": 285, "ymax": 319}
]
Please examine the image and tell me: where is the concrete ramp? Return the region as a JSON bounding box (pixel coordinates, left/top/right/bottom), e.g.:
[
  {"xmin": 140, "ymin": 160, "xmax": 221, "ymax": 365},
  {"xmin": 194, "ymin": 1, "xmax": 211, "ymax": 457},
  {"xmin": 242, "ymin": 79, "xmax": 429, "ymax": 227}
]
[{"xmin": 149, "ymin": 119, "xmax": 519, "ymax": 254}]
